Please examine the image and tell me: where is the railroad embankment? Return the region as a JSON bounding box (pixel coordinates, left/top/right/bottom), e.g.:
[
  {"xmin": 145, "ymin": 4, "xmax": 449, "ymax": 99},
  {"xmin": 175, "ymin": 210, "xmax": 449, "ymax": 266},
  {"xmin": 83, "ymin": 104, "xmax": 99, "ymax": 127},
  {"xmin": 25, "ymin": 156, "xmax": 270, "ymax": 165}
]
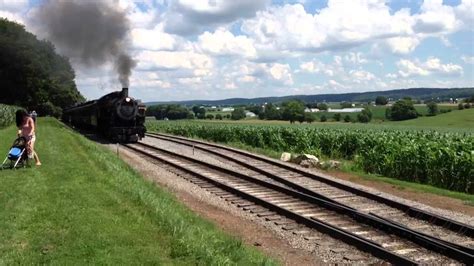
[{"xmin": 0, "ymin": 118, "xmax": 274, "ymax": 265}]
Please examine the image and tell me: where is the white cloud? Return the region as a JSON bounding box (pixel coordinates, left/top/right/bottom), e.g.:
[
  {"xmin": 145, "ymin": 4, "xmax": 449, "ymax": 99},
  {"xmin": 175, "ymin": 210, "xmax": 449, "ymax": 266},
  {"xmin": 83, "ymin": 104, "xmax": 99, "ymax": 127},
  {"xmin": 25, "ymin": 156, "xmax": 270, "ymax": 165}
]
[
  {"xmin": 385, "ymin": 73, "xmax": 398, "ymax": 79},
  {"xmin": 163, "ymin": 0, "xmax": 269, "ymax": 35},
  {"xmin": 397, "ymin": 57, "xmax": 463, "ymax": 77},
  {"xmin": 349, "ymin": 70, "xmax": 376, "ymax": 82},
  {"xmin": 414, "ymin": 0, "xmax": 460, "ymax": 34},
  {"xmin": 132, "ymin": 24, "xmax": 178, "ymax": 51},
  {"xmin": 268, "ymin": 63, "xmax": 293, "ymax": 85},
  {"xmin": 344, "ymin": 52, "xmax": 368, "ymax": 64},
  {"xmin": 461, "ymin": 56, "xmax": 474, "ymax": 64},
  {"xmin": 197, "ymin": 27, "xmax": 256, "ymax": 58},
  {"xmin": 298, "ymin": 60, "xmax": 335, "ymax": 77},
  {"xmin": 136, "ymin": 50, "xmax": 213, "ymax": 74}
]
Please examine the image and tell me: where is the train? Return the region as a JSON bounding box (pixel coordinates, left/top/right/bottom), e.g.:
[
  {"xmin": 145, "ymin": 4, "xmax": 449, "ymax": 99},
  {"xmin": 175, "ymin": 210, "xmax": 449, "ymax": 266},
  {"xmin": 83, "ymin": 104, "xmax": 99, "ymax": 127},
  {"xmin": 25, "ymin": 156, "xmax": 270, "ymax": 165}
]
[{"xmin": 62, "ymin": 87, "xmax": 146, "ymax": 142}]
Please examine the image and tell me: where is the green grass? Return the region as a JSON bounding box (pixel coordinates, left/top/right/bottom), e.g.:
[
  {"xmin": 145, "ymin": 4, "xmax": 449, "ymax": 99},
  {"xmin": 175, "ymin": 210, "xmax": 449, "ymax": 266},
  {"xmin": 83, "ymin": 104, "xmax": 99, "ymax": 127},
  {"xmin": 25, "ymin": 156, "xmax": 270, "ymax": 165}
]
[
  {"xmin": 393, "ymin": 108, "xmax": 474, "ymax": 128},
  {"xmin": 0, "ymin": 118, "xmax": 275, "ymax": 265}
]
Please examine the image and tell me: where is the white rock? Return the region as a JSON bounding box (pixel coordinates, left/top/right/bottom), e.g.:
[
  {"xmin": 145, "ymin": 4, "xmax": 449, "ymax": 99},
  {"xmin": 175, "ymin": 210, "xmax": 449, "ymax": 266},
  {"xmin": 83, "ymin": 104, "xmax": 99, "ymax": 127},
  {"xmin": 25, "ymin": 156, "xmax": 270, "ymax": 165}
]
[{"xmin": 280, "ymin": 152, "xmax": 292, "ymax": 162}]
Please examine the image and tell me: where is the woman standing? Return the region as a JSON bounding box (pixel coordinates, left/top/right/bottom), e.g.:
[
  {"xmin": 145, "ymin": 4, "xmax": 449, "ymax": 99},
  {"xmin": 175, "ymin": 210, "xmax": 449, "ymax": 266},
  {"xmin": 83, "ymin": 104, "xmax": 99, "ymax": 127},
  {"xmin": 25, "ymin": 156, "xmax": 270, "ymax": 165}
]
[{"xmin": 15, "ymin": 110, "xmax": 41, "ymax": 166}]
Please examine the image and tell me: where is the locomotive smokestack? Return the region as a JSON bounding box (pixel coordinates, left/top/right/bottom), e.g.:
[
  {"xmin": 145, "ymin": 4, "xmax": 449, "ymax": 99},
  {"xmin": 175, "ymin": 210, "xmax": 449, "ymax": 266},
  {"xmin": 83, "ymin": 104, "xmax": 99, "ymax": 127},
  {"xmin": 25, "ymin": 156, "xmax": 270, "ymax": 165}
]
[{"xmin": 122, "ymin": 87, "xmax": 129, "ymax": 97}]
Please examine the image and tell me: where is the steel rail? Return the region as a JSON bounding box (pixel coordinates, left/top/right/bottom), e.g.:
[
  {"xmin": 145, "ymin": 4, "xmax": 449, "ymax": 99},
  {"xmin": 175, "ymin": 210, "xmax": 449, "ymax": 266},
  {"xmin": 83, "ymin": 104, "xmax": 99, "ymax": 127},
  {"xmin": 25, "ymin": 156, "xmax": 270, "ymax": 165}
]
[
  {"xmin": 146, "ymin": 132, "xmax": 474, "ymax": 238},
  {"xmin": 127, "ymin": 141, "xmax": 474, "ymax": 264},
  {"xmin": 124, "ymin": 142, "xmax": 417, "ymax": 265}
]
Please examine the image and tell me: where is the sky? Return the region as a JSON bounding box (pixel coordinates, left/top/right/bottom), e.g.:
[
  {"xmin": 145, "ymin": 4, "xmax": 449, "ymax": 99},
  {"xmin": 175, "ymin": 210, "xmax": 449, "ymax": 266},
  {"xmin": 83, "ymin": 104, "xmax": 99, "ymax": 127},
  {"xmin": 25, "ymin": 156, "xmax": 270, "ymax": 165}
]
[{"xmin": 1, "ymin": 0, "xmax": 473, "ymax": 102}]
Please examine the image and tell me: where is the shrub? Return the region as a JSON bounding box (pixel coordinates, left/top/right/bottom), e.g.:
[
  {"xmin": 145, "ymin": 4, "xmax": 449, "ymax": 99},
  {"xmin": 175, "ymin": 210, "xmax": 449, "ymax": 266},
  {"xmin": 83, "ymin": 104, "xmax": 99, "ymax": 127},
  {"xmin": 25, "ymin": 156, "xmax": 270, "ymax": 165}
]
[
  {"xmin": 320, "ymin": 115, "xmax": 327, "ymax": 122},
  {"xmin": 343, "ymin": 115, "xmax": 351, "ymax": 122},
  {"xmin": 0, "ymin": 104, "xmax": 21, "ymax": 128}
]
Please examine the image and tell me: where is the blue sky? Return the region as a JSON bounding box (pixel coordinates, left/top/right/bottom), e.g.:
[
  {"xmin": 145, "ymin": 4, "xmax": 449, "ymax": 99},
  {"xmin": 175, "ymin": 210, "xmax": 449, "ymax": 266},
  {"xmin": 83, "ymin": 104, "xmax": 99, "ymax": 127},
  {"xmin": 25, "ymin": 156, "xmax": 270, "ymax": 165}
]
[{"xmin": 1, "ymin": 0, "xmax": 473, "ymax": 101}]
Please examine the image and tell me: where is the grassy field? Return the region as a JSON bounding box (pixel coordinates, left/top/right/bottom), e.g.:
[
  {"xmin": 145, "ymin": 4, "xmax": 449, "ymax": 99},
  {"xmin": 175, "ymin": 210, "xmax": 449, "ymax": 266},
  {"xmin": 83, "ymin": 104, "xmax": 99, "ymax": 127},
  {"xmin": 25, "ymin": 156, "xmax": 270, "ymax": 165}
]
[
  {"xmin": 393, "ymin": 108, "xmax": 474, "ymax": 128},
  {"xmin": 0, "ymin": 118, "xmax": 274, "ymax": 264}
]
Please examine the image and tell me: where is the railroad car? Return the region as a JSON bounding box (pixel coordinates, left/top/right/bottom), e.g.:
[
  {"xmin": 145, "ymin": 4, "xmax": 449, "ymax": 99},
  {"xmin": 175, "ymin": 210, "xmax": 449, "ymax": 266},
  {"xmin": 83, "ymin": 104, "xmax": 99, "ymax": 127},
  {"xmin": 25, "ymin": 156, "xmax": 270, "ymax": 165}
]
[{"xmin": 63, "ymin": 88, "xmax": 146, "ymax": 142}]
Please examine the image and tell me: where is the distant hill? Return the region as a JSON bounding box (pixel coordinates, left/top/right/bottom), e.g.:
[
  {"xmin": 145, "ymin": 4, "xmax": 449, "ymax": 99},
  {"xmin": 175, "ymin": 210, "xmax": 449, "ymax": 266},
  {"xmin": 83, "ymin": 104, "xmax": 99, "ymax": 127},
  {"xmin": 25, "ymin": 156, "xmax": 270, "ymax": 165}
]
[{"xmin": 146, "ymin": 87, "xmax": 474, "ymax": 106}]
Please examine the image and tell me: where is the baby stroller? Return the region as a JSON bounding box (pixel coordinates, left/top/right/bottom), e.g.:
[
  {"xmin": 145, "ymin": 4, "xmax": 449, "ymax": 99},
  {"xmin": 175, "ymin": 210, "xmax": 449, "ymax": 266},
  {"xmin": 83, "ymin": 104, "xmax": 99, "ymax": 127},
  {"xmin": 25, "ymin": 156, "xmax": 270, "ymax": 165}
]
[{"xmin": 2, "ymin": 136, "xmax": 29, "ymax": 169}]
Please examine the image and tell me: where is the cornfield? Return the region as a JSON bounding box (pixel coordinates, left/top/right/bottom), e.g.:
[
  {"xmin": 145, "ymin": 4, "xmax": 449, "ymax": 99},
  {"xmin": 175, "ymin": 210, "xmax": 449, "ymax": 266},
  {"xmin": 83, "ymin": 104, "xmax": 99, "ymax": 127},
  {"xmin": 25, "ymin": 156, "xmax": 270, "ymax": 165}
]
[
  {"xmin": 0, "ymin": 104, "xmax": 19, "ymax": 128},
  {"xmin": 147, "ymin": 121, "xmax": 474, "ymax": 194}
]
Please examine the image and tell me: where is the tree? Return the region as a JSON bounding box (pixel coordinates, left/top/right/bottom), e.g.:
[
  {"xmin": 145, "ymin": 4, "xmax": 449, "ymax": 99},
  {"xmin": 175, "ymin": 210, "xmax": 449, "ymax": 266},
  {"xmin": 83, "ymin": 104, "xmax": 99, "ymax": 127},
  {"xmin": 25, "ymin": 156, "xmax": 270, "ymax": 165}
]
[
  {"xmin": 426, "ymin": 101, "xmax": 438, "ymax": 116},
  {"xmin": 0, "ymin": 18, "xmax": 84, "ymax": 116},
  {"xmin": 375, "ymin": 96, "xmax": 388, "ymax": 105},
  {"xmin": 357, "ymin": 108, "xmax": 372, "ymax": 123},
  {"xmin": 458, "ymin": 103, "xmax": 464, "ymax": 110},
  {"xmin": 317, "ymin": 103, "xmax": 328, "ymax": 111},
  {"xmin": 261, "ymin": 103, "xmax": 281, "ymax": 120},
  {"xmin": 343, "ymin": 115, "xmax": 352, "ymax": 122},
  {"xmin": 320, "ymin": 115, "xmax": 327, "ymax": 122},
  {"xmin": 340, "ymin": 102, "xmax": 353, "ymax": 108},
  {"xmin": 206, "ymin": 114, "xmax": 214, "ymax": 120},
  {"xmin": 465, "ymin": 103, "xmax": 472, "ymax": 109},
  {"xmin": 281, "ymin": 100, "xmax": 305, "ymax": 123},
  {"xmin": 192, "ymin": 106, "xmax": 206, "ymax": 118},
  {"xmin": 215, "ymin": 114, "xmax": 223, "ymax": 120},
  {"xmin": 231, "ymin": 107, "xmax": 246, "ymax": 120},
  {"xmin": 385, "ymin": 99, "xmax": 418, "ymax": 121},
  {"xmin": 148, "ymin": 104, "xmax": 191, "ymax": 120},
  {"xmin": 304, "ymin": 113, "xmax": 315, "ymax": 123},
  {"xmin": 333, "ymin": 113, "xmax": 341, "ymax": 121},
  {"xmin": 246, "ymin": 105, "xmax": 263, "ymax": 116}
]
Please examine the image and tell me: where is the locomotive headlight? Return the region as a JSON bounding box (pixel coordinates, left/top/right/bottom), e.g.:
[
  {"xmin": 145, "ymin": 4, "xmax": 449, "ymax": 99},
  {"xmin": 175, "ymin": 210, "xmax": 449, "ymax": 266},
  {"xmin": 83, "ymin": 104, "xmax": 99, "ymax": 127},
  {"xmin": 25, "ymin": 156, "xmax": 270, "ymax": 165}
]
[{"xmin": 125, "ymin": 97, "xmax": 131, "ymax": 102}]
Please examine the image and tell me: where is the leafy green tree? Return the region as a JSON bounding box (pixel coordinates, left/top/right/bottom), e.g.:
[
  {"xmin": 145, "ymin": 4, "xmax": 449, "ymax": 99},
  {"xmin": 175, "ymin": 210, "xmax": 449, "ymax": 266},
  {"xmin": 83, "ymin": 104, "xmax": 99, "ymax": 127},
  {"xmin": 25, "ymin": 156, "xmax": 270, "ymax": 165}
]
[
  {"xmin": 340, "ymin": 102, "xmax": 353, "ymax": 108},
  {"xmin": 320, "ymin": 115, "xmax": 327, "ymax": 122},
  {"xmin": 343, "ymin": 115, "xmax": 352, "ymax": 122},
  {"xmin": 426, "ymin": 101, "xmax": 438, "ymax": 116},
  {"xmin": 317, "ymin": 103, "xmax": 328, "ymax": 111},
  {"xmin": 148, "ymin": 104, "xmax": 191, "ymax": 120},
  {"xmin": 215, "ymin": 114, "xmax": 223, "ymax": 120},
  {"xmin": 0, "ymin": 18, "xmax": 84, "ymax": 116},
  {"xmin": 333, "ymin": 113, "xmax": 341, "ymax": 121},
  {"xmin": 260, "ymin": 103, "xmax": 281, "ymax": 120},
  {"xmin": 386, "ymin": 99, "xmax": 418, "ymax": 121},
  {"xmin": 206, "ymin": 114, "xmax": 214, "ymax": 120},
  {"xmin": 231, "ymin": 107, "xmax": 246, "ymax": 120},
  {"xmin": 192, "ymin": 106, "xmax": 206, "ymax": 118},
  {"xmin": 458, "ymin": 103, "xmax": 465, "ymax": 110},
  {"xmin": 375, "ymin": 96, "xmax": 388, "ymax": 105},
  {"xmin": 465, "ymin": 103, "xmax": 472, "ymax": 109},
  {"xmin": 357, "ymin": 108, "xmax": 372, "ymax": 123},
  {"xmin": 246, "ymin": 105, "xmax": 263, "ymax": 115},
  {"xmin": 304, "ymin": 113, "xmax": 315, "ymax": 123},
  {"xmin": 282, "ymin": 100, "xmax": 305, "ymax": 123}
]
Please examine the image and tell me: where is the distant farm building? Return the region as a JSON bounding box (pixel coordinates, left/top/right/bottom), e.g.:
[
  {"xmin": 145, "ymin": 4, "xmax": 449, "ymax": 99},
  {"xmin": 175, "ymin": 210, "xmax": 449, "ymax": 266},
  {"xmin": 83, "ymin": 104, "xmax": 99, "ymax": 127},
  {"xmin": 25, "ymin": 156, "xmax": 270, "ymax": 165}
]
[
  {"xmin": 327, "ymin": 108, "xmax": 364, "ymax": 113},
  {"xmin": 245, "ymin": 111, "xmax": 257, "ymax": 117},
  {"xmin": 222, "ymin": 107, "xmax": 234, "ymax": 112},
  {"xmin": 304, "ymin": 108, "xmax": 320, "ymax": 113}
]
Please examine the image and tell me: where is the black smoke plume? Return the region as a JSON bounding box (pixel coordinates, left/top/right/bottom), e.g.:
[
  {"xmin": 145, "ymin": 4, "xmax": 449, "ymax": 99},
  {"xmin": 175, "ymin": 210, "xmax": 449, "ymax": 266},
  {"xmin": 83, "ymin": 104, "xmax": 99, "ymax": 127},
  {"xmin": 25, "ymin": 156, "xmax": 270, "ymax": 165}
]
[{"xmin": 36, "ymin": 0, "xmax": 136, "ymax": 87}]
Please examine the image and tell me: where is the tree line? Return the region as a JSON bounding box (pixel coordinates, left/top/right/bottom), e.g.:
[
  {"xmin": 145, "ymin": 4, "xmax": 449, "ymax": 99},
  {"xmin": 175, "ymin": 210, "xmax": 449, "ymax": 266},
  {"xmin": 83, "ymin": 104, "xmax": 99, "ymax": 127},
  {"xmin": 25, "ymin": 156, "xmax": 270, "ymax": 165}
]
[{"xmin": 0, "ymin": 19, "xmax": 84, "ymax": 117}]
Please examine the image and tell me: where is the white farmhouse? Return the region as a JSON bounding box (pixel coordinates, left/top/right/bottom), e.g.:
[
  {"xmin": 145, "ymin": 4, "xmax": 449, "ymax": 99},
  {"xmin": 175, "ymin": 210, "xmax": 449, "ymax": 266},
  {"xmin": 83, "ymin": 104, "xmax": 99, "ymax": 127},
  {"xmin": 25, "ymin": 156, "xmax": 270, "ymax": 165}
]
[{"xmin": 222, "ymin": 107, "xmax": 234, "ymax": 112}]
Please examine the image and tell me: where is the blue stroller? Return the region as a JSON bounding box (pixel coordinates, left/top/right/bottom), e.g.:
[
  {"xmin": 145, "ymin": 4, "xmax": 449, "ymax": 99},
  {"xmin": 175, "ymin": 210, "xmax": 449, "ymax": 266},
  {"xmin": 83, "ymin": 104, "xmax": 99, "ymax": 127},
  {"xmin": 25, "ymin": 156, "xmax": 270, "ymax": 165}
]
[{"xmin": 1, "ymin": 136, "xmax": 28, "ymax": 169}]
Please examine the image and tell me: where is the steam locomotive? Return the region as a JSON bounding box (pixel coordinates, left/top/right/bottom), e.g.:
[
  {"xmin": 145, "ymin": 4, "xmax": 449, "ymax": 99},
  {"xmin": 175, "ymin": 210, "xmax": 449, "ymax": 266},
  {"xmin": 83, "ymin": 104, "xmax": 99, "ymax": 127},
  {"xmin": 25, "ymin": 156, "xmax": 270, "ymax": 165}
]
[{"xmin": 63, "ymin": 88, "xmax": 146, "ymax": 142}]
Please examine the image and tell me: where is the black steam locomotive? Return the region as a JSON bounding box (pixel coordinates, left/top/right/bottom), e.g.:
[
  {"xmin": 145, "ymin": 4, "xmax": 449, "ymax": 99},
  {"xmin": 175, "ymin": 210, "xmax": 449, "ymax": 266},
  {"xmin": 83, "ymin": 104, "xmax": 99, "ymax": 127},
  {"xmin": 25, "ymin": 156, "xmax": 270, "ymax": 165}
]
[{"xmin": 63, "ymin": 88, "xmax": 146, "ymax": 142}]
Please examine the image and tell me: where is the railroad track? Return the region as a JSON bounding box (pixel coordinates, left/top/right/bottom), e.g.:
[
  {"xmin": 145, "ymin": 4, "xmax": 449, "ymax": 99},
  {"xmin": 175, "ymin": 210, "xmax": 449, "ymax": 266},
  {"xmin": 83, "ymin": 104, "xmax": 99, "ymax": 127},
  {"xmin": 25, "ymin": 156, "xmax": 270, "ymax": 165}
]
[
  {"xmin": 145, "ymin": 133, "xmax": 474, "ymax": 238},
  {"xmin": 125, "ymin": 139, "xmax": 474, "ymax": 265}
]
